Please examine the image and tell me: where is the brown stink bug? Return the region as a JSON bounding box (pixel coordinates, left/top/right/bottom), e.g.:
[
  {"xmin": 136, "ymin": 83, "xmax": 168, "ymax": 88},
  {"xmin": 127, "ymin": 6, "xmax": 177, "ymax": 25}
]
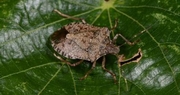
[{"xmin": 51, "ymin": 9, "xmax": 143, "ymax": 83}]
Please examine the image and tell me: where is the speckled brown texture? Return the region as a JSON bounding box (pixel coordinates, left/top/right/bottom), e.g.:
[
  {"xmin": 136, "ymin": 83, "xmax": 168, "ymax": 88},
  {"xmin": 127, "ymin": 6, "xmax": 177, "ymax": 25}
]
[{"xmin": 51, "ymin": 22, "xmax": 119, "ymax": 62}]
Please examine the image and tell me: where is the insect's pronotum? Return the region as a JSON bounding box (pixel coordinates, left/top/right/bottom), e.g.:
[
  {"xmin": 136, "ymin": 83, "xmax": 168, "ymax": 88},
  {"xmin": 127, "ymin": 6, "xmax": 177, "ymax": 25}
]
[{"xmin": 51, "ymin": 9, "xmax": 143, "ymax": 83}]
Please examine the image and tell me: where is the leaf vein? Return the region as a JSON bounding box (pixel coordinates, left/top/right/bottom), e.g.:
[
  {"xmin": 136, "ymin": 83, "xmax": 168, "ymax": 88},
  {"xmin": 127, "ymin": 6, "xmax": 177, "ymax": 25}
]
[{"xmin": 0, "ymin": 62, "xmax": 57, "ymax": 79}]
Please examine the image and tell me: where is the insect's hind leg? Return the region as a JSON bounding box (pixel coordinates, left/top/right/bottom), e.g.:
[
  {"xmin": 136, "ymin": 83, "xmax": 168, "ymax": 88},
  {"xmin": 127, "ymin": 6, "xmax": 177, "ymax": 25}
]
[
  {"xmin": 102, "ymin": 56, "xmax": 117, "ymax": 83},
  {"xmin": 53, "ymin": 9, "xmax": 86, "ymax": 23},
  {"xmin": 54, "ymin": 53, "xmax": 83, "ymax": 66}
]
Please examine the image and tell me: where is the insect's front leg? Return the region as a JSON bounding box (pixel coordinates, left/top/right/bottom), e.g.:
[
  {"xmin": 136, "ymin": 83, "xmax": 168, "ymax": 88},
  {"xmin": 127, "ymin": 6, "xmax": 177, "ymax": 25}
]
[
  {"xmin": 111, "ymin": 19, "xmax": 118, "ymax": 31},
  {"xmin": 110, "ymin": 19, "xmax": 134, "ymax": 45},
  {"xmin": 113, "ymin": 33, "xmax": 135, "ymax": 45},
  {"xmin": 118, "ymin": 49, "xmax": 142, "ymax": 66}
]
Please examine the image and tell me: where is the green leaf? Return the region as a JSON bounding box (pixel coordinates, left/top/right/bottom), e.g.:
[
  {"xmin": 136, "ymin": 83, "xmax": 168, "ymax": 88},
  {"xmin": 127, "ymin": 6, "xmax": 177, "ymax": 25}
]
[{"xmin": 0, "ymin": 0, "xmax": 180, "ymax": 95}]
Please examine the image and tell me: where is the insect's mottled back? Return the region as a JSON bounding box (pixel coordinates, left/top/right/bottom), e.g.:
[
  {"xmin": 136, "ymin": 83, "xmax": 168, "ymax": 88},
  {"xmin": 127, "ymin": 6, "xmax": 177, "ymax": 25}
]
[{"xmin": 51, "ymin": 22, "xmax": 119, "ymax": 62}]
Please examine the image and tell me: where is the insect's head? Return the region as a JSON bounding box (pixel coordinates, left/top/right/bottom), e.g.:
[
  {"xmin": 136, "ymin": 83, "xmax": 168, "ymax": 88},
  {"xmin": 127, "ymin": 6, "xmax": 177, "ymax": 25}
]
[{"xmin": 106, "ymin": 43, "xmax": 120, "ymax": 54}]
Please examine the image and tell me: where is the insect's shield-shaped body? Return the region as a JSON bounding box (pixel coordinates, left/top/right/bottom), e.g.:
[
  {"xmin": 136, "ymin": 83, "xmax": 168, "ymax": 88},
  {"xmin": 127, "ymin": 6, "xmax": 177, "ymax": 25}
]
[{"xmin": 51, "ymin": 22, "xmax": 119, "ymax": 62}]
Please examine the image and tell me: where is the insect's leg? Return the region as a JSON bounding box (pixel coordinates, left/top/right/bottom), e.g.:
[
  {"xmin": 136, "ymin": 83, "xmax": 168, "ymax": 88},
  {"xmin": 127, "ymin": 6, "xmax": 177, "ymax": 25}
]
[
  {"xmin": 114, "ymin": 28, "xmax": 148, "ymax": 46},
  {"xmin": 116, "ymin": 49, "xmax": 142, "ymax": 91},
  {"xmin": 80, "ymin": 61, "xmax": 97, "ymax": 80},
  {"xmin": 113, "ymin": 33, "xmax": 135, "ymax": 45},
  {"xmin": 101, "ymin": 56, "xmax": 117, "ymax": 83},
  {"xmin": 53, "ymin": 9, "xmax": 86, "ymax": 23},
  {"xmin": 116, "ymin": 55, "xmax": 130, "ymax": 91},
  {"xmin": 111, "ymin": 19, "xmax": 118, "ymax": 31},
  {"xmin": 118, "ymin": 49, "xmax": 142, "ymax": 66},
  {"xmin": 54, "ymin": 53, "xmax": 83, "ymax": 66},
  {"xmin": 118, "ymin": 65, "xmax": 129, "ymax": 91},
  {"xmin": 111, "ymin": 19, "xmax": 134, "ymax": 45}
]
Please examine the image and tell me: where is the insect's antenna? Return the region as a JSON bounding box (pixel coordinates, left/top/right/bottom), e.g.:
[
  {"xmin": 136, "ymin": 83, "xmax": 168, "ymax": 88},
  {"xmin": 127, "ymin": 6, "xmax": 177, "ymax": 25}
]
[
  {"xmin": 53, "ymin": 9, "xmax": 85, "ymax": 23},
  {"xmin": 119, "ymin": 21, "xmax": 159, "ymax": 47},
  {"xmin": 132, "ymin": 25, "xmax": 152, "ymax": 39}
]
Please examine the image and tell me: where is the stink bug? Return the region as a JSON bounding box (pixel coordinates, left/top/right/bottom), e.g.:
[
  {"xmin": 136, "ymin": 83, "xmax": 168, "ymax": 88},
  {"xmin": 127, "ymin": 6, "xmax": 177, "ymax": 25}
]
[{"xmin": 51, "ymin": 9, "xmax": 143, "ymax": 83}]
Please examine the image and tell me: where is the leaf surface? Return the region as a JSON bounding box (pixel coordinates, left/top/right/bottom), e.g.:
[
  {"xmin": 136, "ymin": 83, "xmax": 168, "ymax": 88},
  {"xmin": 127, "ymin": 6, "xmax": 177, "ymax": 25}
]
[{"xmin": 0, "ymin": 0, "xmax": 180, "ymax": 95}]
